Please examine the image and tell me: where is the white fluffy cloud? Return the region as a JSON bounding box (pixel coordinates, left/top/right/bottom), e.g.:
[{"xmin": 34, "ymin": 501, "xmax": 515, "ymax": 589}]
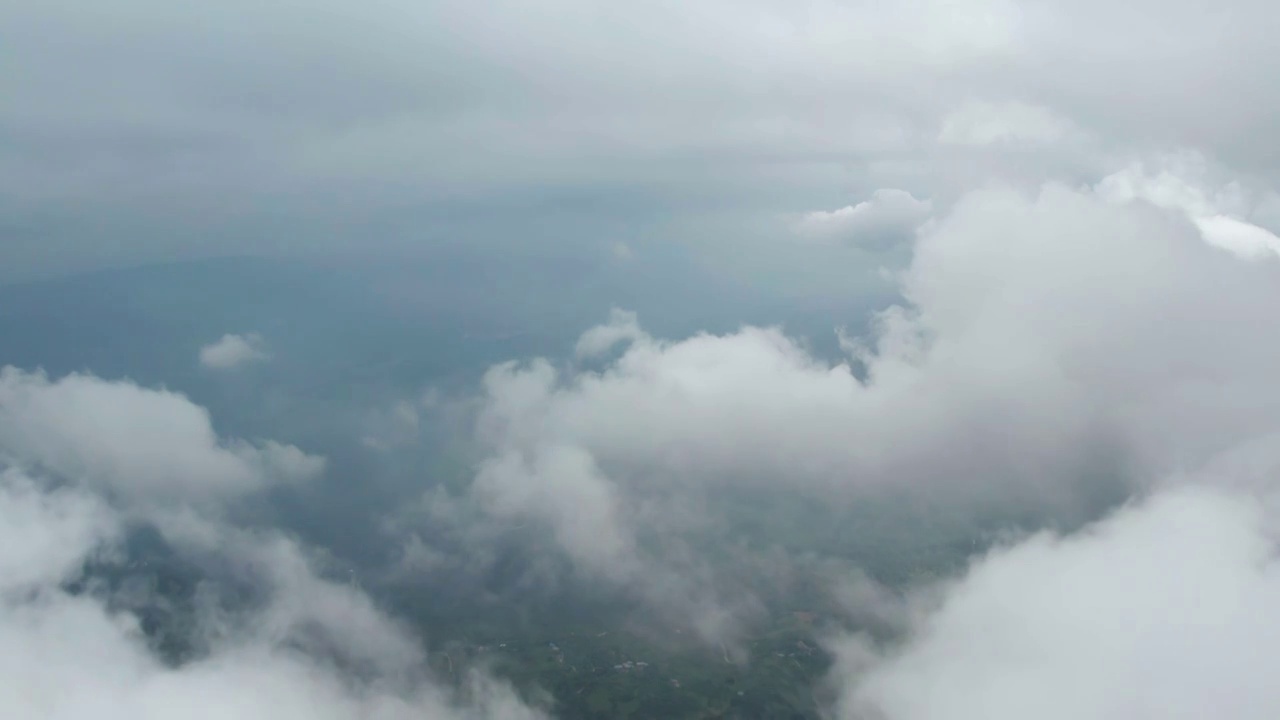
[
  {"xmin": 795, "ymin": 189, "xmax": 933, "ymax": 250},
  {"xmin": 465, "ymin": 179, "xmax": 1280, "ymax": 643},
  {"xmin": 0, "ymin": 368, "xmax": 543, "ymax": 720},
  {"xmin": 199, "ymin": 333, "xmax": 270, "ymax": 370},
  {"xmin": 0, "ymin": 368, "xmax": 321, "ymax": 505},
  {"xmin": 831, "ymin": 482, "xmax": 1280, "ymax": 720},
  {"xmin": 1094, "ymin": 155, "xmax": 1280, "ymax": 259}
]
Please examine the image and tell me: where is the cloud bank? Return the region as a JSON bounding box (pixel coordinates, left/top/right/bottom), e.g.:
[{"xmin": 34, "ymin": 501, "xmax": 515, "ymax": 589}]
[
  {"xmin": 9, "ymin": 0, "xmax": 1280, "ymax": 279},
  {"xmin": 455, "ymin": 176, "xmax": 1280, "ymax": 649}
]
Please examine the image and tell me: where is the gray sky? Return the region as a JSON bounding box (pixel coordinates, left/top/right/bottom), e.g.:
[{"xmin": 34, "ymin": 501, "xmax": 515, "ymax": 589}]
[{"xmin": 7, "ymin": 0, "xmax": 1280, "ymax": 280}]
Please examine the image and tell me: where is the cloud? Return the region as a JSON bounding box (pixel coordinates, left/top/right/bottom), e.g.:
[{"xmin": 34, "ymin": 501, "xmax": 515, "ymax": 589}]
[
  {"xmin": 938, "ymin": 101, "xmax": 1080, "ymax": 148},
  {"xmin": 0, "ymin": 367, "xmax": 322, "ymax": 505},
  {"xmin": 830, "ymin": 482, "xmax": 1280, "ymax": 720},
  {"xmin": 796, "ymin": 189, "xmax": 933, "ymax": 251},
  {"xmin": 8, "ymin": 0, "xmax": 1280, "ymax": 279},
  {"xmin": 0, "ymin": 467, "xmax": 119, "ymax": 591},
  {"xmin": 0, "ymin": 366, "xmax": 543, "ymax": 720},
  {"xmin": 0, "ymin": 493, "xmax": 544, "ymax": 720},
  {"xmin": 199, "ymin": 333, "xmax": 270, "ymax": 370},
  {"xmin": 460, "ymin": 179, "xmax": 1280, "ymax": 644},
  {"xmin": 1094, "ymin": 154, "xmax": 1280, "ymax": 258},
  {"xmin": 573, "ymin": 308, "xmax": 644, "ymax": 359}
]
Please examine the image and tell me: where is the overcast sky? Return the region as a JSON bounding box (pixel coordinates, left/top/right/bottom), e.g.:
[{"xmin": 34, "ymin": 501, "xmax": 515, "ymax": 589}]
[{"xmin": 7, "ymin": 0, "xmax": 1280, "ymax": 280}]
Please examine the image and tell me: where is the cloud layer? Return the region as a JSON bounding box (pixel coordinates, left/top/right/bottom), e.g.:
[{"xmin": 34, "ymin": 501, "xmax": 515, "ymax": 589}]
[{"xmin": 8, "ymin": 0, "xmax": 1280, "ymax": 277}]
